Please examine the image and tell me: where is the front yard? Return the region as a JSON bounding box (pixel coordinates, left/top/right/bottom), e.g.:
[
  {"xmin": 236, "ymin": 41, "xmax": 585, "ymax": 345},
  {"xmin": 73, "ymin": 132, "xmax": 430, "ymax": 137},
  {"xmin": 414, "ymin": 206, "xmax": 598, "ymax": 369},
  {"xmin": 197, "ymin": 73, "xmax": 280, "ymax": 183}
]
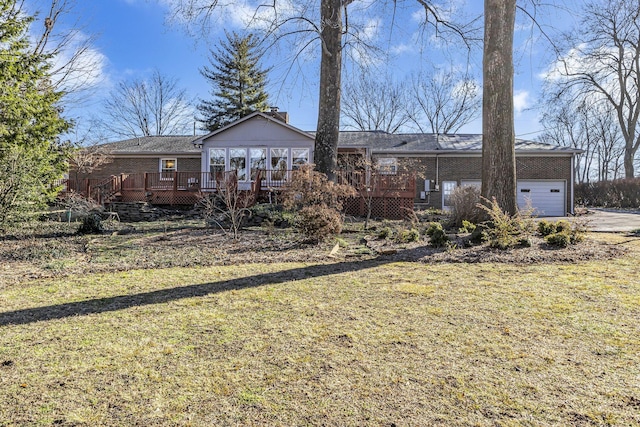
[{"xmin": 1, "ymin": 219, "xmax": 639, "ymax": 425}]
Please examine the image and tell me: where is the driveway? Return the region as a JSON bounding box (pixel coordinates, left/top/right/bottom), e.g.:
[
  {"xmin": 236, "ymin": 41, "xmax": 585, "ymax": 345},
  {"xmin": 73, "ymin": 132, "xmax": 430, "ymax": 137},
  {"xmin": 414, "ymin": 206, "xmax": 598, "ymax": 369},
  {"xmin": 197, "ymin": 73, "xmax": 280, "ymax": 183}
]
[{"xmin": 543, "ymin": 209, "xmax": 640, "ymax": 233}]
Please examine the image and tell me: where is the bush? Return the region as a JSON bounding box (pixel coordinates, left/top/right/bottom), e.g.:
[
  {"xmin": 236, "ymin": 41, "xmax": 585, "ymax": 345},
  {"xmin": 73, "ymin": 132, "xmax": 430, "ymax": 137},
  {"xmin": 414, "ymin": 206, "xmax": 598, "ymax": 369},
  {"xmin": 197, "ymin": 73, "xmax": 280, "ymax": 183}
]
[
  {"xmin": 283, "ymin": 164, "xmax": 356, "ymax": 212},
  {"xmin": 459, "ymin": 220, "xmax": 477, "ymax": 234},
  {"xmin": 398, "ymin": 228, "xmax": 420, "ymax": 243},
  {"xmin": 283, "ymin": 164, "xmax": 356, "ymax": 241},
  {"xmin": 477, "ymin": 197, "xmax": 534, "ymax": 250},
  {"xmin": 77, "ymin": 211, "xmax": 104, "ymax": 234},
  {"xmin": 449, "ymin": 185, "xmax": 483, "ymax": 227},
  {"xmin": 537, "ymin": 219, "xmax": 556, "ymax": 236},
  {"xmin": 575, "ymin": 178, "xmax": 640, "ymax": 208},
  {"xmin": 377, "ymin": 226, "xmax": 393, "ymax": 240},
  {"xmin": 545, "ymin": 231, "xmax": 571, "ymax": 247},
  {"xmin": 425, "ymin": 222, "xmax": 449, "ymax": 248},
  {"xmin": 296, "ymin": 204, "xmax": 342, "ymax": 242},
  {"xmin": 540, "ymin": 218, "xmax": 587, "ymax": 247}
]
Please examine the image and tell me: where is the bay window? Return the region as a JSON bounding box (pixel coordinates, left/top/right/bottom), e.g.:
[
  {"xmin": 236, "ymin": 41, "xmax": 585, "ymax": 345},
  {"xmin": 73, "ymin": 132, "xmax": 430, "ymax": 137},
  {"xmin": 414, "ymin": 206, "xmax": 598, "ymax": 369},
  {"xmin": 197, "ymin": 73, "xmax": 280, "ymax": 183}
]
[
  {"xmin": 292, "ymin": 148, "xmax": 309, "ymax": 170},
  {"xmin": 209, "ymin": 148, "xmax": 225, "ymax": 180},
  {"xmin": 229, "ymin": 148, "xmax": 247, "ymax": 181},
  {"xmin": 271, "ymin": 148, "xmax": 288, "ymax": 180},
  {"xmin": 250, "ymin": 148, "xmax": 267, "ymax": 180}
]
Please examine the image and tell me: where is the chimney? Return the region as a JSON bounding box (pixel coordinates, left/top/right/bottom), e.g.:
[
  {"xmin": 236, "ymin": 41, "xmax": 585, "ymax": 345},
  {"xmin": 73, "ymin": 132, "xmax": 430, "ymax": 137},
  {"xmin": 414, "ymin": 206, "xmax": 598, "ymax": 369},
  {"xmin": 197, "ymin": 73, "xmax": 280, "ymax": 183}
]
[{"xmin": 267, "ymin": 106, "xmax": 289, "ymax": 124}]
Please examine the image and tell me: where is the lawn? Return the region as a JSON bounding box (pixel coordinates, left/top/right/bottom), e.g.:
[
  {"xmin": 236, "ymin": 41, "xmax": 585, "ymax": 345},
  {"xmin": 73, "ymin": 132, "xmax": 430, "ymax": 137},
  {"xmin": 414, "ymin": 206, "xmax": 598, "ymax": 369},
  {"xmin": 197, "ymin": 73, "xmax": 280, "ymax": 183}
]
[{"xmin": 1, "ymin": 228, "xmax": 639, "ymax": 426}]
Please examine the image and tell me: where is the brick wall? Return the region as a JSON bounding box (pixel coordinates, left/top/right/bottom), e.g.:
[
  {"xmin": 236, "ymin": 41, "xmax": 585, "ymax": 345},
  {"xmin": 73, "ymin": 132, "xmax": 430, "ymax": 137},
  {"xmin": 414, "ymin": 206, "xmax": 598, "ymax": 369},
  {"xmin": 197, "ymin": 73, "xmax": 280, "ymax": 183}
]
[
  {"xmin": 391, "ymin": 155, "xmax": 573, "ymax": 211},
  {"xmin": 74, "ymin": 156, "xmax": 201, "ymax": 182}
]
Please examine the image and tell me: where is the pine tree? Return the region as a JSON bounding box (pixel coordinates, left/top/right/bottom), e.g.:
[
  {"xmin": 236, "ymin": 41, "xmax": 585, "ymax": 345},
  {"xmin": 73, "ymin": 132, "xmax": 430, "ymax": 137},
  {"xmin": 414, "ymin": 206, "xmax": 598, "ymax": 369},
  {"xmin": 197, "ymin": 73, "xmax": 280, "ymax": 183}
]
[
  {"xmin": 0, "ymin": 0, "xmax": 71, "ymax": 226},
  {"xmin": 198, "ymin": 31, "xmax": 270, "ymax": 132}
]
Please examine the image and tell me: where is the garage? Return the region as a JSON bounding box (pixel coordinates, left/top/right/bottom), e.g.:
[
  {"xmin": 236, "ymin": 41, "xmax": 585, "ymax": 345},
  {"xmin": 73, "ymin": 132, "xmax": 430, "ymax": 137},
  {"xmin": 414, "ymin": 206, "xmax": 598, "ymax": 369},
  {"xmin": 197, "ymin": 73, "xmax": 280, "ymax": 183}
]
[{"xmin": 517, "ymin": 180, "xmax": 566, "ymax": 217}]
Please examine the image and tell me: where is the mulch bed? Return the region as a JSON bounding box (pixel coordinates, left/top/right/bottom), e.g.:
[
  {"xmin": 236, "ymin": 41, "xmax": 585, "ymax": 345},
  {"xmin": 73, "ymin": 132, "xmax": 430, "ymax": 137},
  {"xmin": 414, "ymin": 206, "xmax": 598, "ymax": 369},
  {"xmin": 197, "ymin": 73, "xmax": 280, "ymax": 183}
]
[{"xmin": 0, "ymin": 217, "xmax": 634, "ymax": 288}]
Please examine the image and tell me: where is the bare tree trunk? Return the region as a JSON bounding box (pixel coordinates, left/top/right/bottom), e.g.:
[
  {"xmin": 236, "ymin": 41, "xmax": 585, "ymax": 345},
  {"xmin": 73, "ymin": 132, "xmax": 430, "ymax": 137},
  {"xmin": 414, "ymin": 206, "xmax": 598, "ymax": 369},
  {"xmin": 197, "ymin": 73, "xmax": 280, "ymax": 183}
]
[
  {"xmin": 314, "ymin": 0, "xmax": 342, "ymax": 181},
  {"xmin": 623, "ymin": 148, "xmax": 636, "ymax": 178},
  {"xmin": 481, "ymin": 0, "xmax": 517, "ymax": 215}
]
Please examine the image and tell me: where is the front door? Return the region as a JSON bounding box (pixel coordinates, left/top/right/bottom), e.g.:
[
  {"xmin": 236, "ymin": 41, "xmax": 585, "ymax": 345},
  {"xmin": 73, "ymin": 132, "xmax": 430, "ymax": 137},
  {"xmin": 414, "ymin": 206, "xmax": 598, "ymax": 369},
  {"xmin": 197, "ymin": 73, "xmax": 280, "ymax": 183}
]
[{"xmin": 442, "ymin": 181, "xmax": 457, "ymax": 211}]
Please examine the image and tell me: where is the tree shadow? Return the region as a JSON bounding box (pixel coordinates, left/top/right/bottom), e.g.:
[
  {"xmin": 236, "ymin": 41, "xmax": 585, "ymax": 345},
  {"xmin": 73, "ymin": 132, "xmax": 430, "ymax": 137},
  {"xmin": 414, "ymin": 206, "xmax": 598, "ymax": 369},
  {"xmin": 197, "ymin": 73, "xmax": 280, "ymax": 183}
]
[{"xmin": 0, "ymin": 256, "xmax": 405, "ymax": 327}]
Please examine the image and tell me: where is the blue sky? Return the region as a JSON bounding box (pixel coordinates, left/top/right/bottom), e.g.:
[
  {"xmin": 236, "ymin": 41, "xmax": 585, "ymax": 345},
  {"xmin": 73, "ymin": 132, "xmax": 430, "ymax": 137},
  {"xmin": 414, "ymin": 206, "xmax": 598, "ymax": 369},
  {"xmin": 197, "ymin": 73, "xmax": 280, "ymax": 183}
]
[{"xmin": 26, "ymin": 0, "xmax": 578, "ymax": 140}]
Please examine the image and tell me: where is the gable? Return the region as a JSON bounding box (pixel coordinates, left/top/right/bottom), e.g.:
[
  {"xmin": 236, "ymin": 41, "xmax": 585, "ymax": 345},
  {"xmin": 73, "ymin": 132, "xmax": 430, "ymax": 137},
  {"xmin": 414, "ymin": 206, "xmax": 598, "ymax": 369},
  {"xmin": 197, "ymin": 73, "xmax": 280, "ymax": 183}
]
[{"xmin": 200, "ymin": 114, "xmax": 314, "ymax": 147}]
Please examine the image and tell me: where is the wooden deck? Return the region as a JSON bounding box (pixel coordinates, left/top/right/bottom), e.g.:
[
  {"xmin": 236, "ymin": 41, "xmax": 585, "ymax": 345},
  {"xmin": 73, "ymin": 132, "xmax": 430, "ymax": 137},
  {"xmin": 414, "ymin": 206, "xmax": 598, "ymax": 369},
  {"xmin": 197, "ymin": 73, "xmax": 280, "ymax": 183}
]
[{"xmin": 57, "ymin": 170, "xmax": 416, "ymax": 219}]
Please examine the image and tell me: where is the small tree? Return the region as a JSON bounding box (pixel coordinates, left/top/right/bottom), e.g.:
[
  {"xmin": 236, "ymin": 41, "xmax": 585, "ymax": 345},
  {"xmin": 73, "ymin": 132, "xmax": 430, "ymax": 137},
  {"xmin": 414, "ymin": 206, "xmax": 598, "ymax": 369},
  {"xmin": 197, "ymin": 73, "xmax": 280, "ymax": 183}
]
[
  {"xmin": 283, "ymin": 164, "xmax": 356, "ymax": 241},
  {"xmin": 67, "ymin": 143, "xmax": 113, "ymax": 190},
  {"xmin": 198, "ymin": 31, "xmax": 270, "ymax": 132},
  {"xmin": 0, "ymin": 0, "xmax": 71, "ymax": 227},
  {"xmin": 198, "ymin": 172, "xmax": 254, "ymax": 240}
]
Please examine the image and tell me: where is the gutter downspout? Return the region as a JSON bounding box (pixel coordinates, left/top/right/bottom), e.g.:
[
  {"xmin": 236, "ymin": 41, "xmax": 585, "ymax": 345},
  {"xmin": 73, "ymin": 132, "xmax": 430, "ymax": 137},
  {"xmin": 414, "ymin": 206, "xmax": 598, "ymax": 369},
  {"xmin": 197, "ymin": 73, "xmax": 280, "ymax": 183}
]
[{"xmin": 435, "ymin": 154, "xmax": 440, "ymax": 191}]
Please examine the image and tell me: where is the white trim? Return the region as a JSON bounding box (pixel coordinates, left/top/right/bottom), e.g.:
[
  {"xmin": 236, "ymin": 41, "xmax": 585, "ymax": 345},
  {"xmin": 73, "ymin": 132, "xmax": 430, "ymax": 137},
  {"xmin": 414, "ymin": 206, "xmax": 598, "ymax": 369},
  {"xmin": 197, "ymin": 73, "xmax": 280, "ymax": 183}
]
[{"xmin": 159, "ymin": 157, "xmax": 177, "ymax": 180}]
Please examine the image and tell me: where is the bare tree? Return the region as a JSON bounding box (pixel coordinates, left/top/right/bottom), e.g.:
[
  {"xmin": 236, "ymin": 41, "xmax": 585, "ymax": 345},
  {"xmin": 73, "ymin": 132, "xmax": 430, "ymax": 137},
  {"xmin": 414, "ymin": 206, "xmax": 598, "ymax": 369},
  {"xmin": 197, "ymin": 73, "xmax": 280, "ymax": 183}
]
[
  {"xmin": 67, "ymin": 144, "xmax": 113, "ymax": 190},
  {"xmin": 545, "ymin": 0, "xmax": 640, "ymax": 178},
  {"xmin": 100, "ymin": 69, "xmax": 194, "ymax": 138},
  {"xmin": 166, "ymin": 0, "xmax": 475, "ymax": 180},
  {"xmin": 409, "ymin": 68, "xmax": 481, "ymax": 134},
  {"xmin": 540, "ymin": 93, "xmax": 624, "ymax": 183},
  {"xmin": 481, "ymin": 0, "xmax": 518, "ymax": 215},
  {"xmin": 341, "ymin": 72, "xmax": 414, "ymax": 133},
  {"xmin": 30, "ymin": 0, "xmax": 104, "ymax": 105}
]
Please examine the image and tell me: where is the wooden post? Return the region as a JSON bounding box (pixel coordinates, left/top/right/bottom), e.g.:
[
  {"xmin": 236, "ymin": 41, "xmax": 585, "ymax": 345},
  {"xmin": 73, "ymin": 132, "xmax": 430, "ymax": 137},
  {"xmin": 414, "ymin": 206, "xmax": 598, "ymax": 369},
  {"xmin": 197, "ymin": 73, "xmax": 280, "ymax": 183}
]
[{"xmin": 144, "ymin": 173, "xmax": 149, "ymax": 191}]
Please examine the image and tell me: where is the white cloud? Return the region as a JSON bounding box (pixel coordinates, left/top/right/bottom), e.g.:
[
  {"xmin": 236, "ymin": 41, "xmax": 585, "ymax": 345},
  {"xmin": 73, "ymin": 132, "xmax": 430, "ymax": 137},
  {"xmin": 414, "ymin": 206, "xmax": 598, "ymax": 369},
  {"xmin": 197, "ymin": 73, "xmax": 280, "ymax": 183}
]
[
  {"xmin": 48, "ymin": 31, "xmax": 108, "ymax": 96},
  {"xmin": 390, "ymin": 43, "xmax": 415, "ymax": 56},
  {"xmin": 513, "ymin": 90, "xmax": 530, "ymax": 115}
]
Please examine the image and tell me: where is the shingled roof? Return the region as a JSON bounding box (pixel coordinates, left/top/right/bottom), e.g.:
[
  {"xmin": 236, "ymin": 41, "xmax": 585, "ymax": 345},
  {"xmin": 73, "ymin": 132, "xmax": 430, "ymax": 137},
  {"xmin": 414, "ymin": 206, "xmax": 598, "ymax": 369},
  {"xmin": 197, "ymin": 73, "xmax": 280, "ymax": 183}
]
[
  {"xmin": 102, "ymin": 130, "xmax": 579, "ymax": 155},
  {"xmin": 104, "ymin": 135, "xmax": 200, "ymax": 155},
  {"xmin": 336, "ymin": 132, "xmax": 580, "ymax": 154}
]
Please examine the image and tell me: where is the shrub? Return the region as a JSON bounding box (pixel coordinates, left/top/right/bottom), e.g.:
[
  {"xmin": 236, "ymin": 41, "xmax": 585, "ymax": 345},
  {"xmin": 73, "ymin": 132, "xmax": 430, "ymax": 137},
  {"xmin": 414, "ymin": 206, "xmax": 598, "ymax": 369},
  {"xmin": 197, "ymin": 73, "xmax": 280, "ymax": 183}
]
[
  {"xmin": 283, "ymin": 164, "xmax": 356, "ymax": 212},
  {"xmin": 449, "ymin": 185, "xmax": 483, "ymax": 228},
  {"xmin": 575, "ymin": 178, "xmax": 640, "ymax": 208},
  {"xmin": 538, "ymin": 218, "xmax": 587, "ymax": 246},
  {"xmin": 283, "ymin": 164, "xmax": 356, "ymax": 241},
  {"xmin": 398, "ymin": 228, "xmax": 420, "ymax": 243},
  {"xmin": 296, "ymin": 204, "xmax": 342, "ymax": 242},
  {"xmin": 426, "ymin": 222, "xmax": 449, "ymax": 248},
  {"xmin": 545, "ymin": 231, "xmax": 571, "ymax": 247},
  {"xmin": 459, "ymin": 220, "xmax": 477, "ymax": 234},
  {"xmin": 477, "ymin": 197, "xmax": 534, "ymax": 250},
  {"xmin": 77, "ymin": 211, "xmax": 104, "ymax": 234},
  {"xmin": 377, "ymin": 226, "xmax": 393, "ymax": 240},
  {"xmin": 538, "ymin": 219, "xmax": 587, "ymax": 248},
  {"xmin": 537, "ymin": 219, "xmax": 556, "ymax": 236},
  {"xmin": 197, "ymin": 173, "xmax": 253, "ymax": 240},
  {"xmin": 554, "ymin": 219, "xmax": 571, "ymax": 233}
]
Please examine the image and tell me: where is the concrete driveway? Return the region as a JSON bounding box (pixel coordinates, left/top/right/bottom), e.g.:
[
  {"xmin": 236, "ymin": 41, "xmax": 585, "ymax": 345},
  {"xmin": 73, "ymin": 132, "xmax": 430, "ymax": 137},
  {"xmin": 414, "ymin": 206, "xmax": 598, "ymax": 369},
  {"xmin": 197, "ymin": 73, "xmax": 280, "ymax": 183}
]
[{"xmin": 543, "ymin": 209, "xmax": 640, "ymax": 233}]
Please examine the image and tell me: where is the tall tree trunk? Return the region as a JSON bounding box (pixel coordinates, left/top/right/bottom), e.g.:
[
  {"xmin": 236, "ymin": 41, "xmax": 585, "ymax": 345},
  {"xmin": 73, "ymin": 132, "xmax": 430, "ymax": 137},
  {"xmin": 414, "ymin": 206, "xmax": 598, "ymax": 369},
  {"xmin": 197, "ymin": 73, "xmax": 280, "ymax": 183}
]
[
  {"xmin": 623, "ymin": 148, "xmax": 635, "ymax": 178},
  {"xmin": 481, "ymin": 0, "xmax": 517, "ymax": 214},
  {"xmin": 314, "ymin": 0, "xmax": 342, "ymax": 181}
]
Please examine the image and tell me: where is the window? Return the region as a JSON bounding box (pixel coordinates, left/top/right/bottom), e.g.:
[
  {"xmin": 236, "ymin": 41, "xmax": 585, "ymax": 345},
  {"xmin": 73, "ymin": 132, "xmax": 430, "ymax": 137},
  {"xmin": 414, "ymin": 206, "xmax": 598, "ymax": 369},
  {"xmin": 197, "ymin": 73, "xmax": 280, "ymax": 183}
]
[
  {"xmin": 271, "ymin": 148, "xmax": 288, "ymax": 180},
  {"xmin": 229, "ymin": 148, "xmax": 247, "ymax": 181},
  {"xmin": 376, "ymin": 157, "xmax": 397, "ymax": 175},
  {"xmin": 250, "ymin": 148, "xmax": 267, "ymax": 180},
  {"xmin": 209, "ymin": 148, "xmax": 225, "ymax": 180},
  {"xmin": 291, "ymin": 148, "xmax": 309, "ymax": 170},
  {"xmin": 160, "ymin": 158, "xmax": 177, "ymax": 180},
  {"xmin": 442, "ymin": 181, "xmax": 457, "ymax": 211}
]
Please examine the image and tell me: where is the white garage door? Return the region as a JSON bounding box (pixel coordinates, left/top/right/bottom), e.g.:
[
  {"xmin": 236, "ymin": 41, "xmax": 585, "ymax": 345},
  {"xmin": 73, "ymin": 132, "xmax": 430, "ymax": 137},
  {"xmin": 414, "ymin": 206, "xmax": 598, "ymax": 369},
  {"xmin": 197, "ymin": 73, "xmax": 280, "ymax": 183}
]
[{"xmin": 517, "ymin": 181, "xmax": 566, "ymax": 217}]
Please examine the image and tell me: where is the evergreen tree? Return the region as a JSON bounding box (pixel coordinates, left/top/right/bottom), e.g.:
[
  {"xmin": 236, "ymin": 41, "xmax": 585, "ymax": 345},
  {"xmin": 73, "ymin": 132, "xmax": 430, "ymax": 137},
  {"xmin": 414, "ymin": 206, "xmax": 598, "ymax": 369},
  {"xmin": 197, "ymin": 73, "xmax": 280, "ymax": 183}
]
[
  {"xmin": 0, "ymin": 0, "xmax": 71, "ymax": 226},
  {"xmin": 198, "ymin": 31, "xmax": 270, "ymax": 131}
]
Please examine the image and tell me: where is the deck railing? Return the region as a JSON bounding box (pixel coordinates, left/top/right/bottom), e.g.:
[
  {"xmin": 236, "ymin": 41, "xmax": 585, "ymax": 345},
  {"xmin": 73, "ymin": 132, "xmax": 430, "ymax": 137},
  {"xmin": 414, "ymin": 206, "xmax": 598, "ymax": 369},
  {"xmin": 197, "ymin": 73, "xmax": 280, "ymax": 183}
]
[{"xmin": 56, "ymin": 170, "xmax": 416, "ymax": 217}]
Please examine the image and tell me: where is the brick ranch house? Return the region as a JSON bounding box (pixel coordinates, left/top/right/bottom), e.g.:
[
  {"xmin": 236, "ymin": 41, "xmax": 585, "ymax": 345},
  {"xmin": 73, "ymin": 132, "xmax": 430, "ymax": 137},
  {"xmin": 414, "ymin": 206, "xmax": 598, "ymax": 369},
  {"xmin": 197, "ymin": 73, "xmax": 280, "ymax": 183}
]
[{"xmin": 70, "ymin": 111, "xmax": 581, "ymax": 217}]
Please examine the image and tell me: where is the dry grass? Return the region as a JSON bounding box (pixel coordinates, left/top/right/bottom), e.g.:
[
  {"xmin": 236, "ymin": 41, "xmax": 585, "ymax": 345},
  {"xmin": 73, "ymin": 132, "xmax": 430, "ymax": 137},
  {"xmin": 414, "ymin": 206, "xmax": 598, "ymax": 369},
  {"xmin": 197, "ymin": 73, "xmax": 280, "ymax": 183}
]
[{"xmin": 1, "ymin": 228, "xmax": 639, "ymax": 425}]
